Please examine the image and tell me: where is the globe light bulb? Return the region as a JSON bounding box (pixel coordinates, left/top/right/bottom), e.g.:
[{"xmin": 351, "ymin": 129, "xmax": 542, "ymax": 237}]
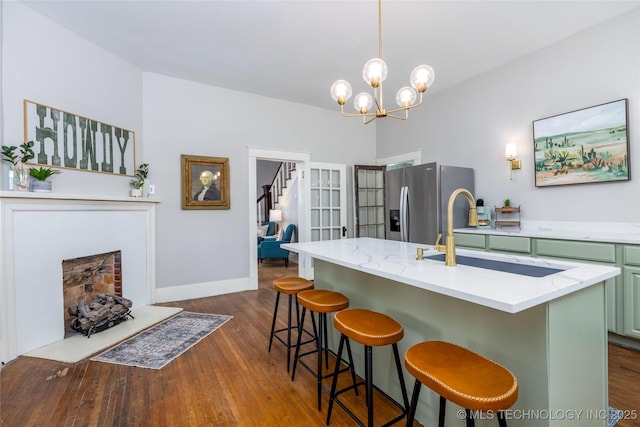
[
  {"xmin": 354, "ymin": 92, "xmax": 374, "ymax": 114},
  {"xmin": 330, "ymin": 80, "xmax": 352, "ymax": 105},
  {"xmin": 410, "ymin": 65, "xmax": 435, "ymax": 93},
  {"xmin": 396, "ymin": 87, "xmax": 417, "ymax": 108},
  {"xmin": 362, "ymin": 58, "xmax": 388, "ymax": 88}
]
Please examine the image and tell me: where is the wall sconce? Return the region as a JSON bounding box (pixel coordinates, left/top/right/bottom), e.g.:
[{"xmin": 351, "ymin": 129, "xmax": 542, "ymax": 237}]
[
  {"xmin": 269, "ymin": 209, "xmax": 282, "ymax": 233},
  {"xmin": 505, "ymin": 143, "xmax": 521, "ymax": 180}
]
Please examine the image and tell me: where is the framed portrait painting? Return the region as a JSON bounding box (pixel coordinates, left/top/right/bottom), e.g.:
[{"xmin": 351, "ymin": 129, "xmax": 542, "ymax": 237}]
[
  {"xmin": 533, "ymin": 99, "xmax": 630, "ymax": 187},
  {"xmin": 181, "ymin": 155, "xmax": 230, "ymax": 210}
]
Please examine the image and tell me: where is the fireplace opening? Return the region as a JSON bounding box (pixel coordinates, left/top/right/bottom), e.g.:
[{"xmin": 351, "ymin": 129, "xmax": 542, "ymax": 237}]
[{"xmin": 62, "ymin": 250, "xmax": 129, "ymax": 337}]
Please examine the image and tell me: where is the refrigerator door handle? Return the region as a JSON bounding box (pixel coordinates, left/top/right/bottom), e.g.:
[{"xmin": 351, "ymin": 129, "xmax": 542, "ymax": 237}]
[
  {"xmin": 400, "ymin": 186, "xmax": 409, "ymax": 242},
  {"xmin": 399, "ymin": 186, "xmax": 405, "ymax": 241}
]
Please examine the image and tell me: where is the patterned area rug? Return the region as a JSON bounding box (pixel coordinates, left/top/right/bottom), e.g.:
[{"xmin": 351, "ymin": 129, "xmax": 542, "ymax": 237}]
[{"xmin": 91, "ymin": 311, "xmax": 232, "ymax": 369}]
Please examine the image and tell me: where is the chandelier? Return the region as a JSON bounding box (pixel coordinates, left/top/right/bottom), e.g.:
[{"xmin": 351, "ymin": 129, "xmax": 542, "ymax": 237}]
[{"xmin": 330, "ymin": 0, "xmax": 435, "ymax": 125}]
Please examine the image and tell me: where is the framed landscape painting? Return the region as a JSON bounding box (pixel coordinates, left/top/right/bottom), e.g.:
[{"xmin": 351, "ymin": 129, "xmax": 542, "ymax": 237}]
[{"xmin": 533, "ymin": 99, "xmax": 630, "ymax": 187}]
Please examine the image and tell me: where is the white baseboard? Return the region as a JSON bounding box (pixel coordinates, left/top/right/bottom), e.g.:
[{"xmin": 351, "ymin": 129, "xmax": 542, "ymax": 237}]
[{"xmin": 155, "ymin": 277, "xmax": 257, "ymax": 303}]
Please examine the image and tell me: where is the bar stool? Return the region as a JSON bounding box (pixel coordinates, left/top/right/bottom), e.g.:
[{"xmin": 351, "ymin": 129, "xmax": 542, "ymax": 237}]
[
  {"xmin": 268, "ymin": 276, "xmax": 316, "ymax": 372},
  {"xmin": 291, "ymin": 289, "xmax": 358, "ymax": 411},
  {"xmin": 404, "ymin": 341, "xmax": 518, "ymax": 427},
  {"xmin": 326, "ymin": 308, "xmax": 409, "ymax": 427}
]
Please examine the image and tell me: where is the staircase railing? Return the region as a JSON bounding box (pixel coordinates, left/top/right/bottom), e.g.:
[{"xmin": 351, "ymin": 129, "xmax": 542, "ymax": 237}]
[{"xmin": 256, "ymin": 162, "xmax": 296, "ymax": 223}]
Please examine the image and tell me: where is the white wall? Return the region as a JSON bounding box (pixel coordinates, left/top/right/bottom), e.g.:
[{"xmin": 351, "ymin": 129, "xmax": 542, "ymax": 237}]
[
  {"xmin": 377, "ymin": 9, "xmax": 640, "ymax": 223},
  {"xmin": 1, "ymin": 2, "xmax": 143, "ymax": 195},
  {"xmin": 142, "ymin": 73, "xmax": 375, "ymax": 291}
]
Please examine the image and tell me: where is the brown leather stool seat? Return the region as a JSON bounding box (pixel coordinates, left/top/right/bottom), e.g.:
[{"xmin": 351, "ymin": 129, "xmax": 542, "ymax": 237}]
[
  {"xmin": 297, "ymin": 289, "xmax": 349, "ymax": 313},
  {"xmin": 268, "ymin": 276, "xmax": 316, "ymax": 372},
  {"xmin": 273, "ymin": 276, "xmax": 314, "ymax": 295},
  {"xmin": 291, "ymin": 290, "xmax": 358, "ymax": 411},
  {"xmin": 327, "ymin": 308, "xmax": 409, "ymax": 426},
  {"xmin": 404, "ymin": 341, "xmax": 518, "ymax": 427}
]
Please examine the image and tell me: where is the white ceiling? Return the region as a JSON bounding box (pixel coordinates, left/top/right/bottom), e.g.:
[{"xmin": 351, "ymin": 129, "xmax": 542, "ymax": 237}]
[{"xmin": 21, "ymin": 0, "xmax": 640, "ymax": 112}]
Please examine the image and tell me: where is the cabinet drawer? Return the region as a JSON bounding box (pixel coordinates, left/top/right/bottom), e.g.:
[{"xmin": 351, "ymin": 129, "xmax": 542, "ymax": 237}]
[
  {"xmin": 454, "ymin": 233, "xmax": 486, "ymax": 249},
  {"xmin": 536, "ymin": 239, "xmax": 615, "ymax": 263},
  {"xmin": 488, "ymin": 235, "xmax": 531, "ymax": 253},
  {"xmin": 624, "ymin": 246, "xmax": 640, "ymax": 266}
]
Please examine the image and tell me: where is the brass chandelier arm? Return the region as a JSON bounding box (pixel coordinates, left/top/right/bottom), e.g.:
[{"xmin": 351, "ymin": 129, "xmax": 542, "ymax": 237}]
[
  {"xmin": 384, "ymin": 92, "xmax": 424, "ymax": 116},
  {"xmin": 338, "ymin": 104, "xmax": 376, "ymax": 119},
  {"xmin": 339, "ymin": 90, "xmax": 425, "ymax": 124}
]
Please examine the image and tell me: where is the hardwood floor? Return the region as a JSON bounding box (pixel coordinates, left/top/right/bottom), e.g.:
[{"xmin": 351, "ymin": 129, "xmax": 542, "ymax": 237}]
[
  {"xmin": 608, "ymin": 343, "xmax": 640, "ymax": 427},
  {"xmin": 1, "ymin": 261, "xmax": 639, "ymax": 426}
]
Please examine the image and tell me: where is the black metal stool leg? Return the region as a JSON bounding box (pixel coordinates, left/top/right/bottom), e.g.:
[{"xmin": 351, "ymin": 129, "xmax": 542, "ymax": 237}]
[
  {"xmin": 286, "ymin": 294, "xmax": 293, "ymax": 372},
  {"xmin": 392, "ymin": 343, "xmax": 409, "ymax": 411},
  {"xmin": 323, "ymin": 313, "xmax": 330, "ymax": 369},
  {"xmin": 268, "ymin": 291, "xmax": 281, "ymax": 352},
  {"xmin": 365, "ymin": 345, "xmax": 373, "ymax": 427},
  {"xmin": 316, "ymin": 311, "xmax": 325, "ymax": 410},
  {"xmin": 406, "ymin": 380, "xmax": 421, "ymax": 426},
  {"xmin": 438, "ymin": 396, "xmax": 446, "ymax": 427},
  {"xmin": 291, "ymin": 306, "xmax": 320, "ymax": 379},
  {"xmin": 465, "ymin": 409, "xmax": 475, "ymax": 427},
  {"xmin": 291, "ymin": 307, "xmax": 308, "ymax": 381},
  {"xmin": 326, "ymin": 334, "xmax": 346, "ymax": 425},
  {"xmin": 344, "ymin": 338, "xmax": 358, "ymax": 396},
  {"xmin": 498, "ymin": 411, "xmax": 507, "ymax": 427}
]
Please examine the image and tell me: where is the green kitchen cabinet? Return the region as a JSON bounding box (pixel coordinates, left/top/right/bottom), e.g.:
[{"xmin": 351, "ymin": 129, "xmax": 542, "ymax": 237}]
[
  {"xmin": 453, "ymin": 232, "xmax": 486, "ymax": 250},
  {"xmin": 487, "ymin": 235, "xmax": 531, "ymax": 254},
  {"xmin": 536, "ymin": 239, "xmax": 616, "ymax": 263},
  {"xmin": 623, "ymin": 264, "xmax": 640, "ymax": 339},
  {"xmin": 623, "ymin": 247, "xmax": 640, "ymax": 339},
  {"xmin": 454, "ymin": 232, "xmax": 631, "ymax": 338}
]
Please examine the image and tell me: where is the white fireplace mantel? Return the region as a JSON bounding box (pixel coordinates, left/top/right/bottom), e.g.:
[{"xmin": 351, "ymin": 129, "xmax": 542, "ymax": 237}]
[{"xmin": 0, "ymin": 192, "xmax": 160, "ymax": 363}]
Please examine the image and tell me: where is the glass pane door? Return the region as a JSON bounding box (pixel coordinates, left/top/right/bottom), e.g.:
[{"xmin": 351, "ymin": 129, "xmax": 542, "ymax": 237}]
[
  {"xmin": 354, "ymin": 165, "xmax": 385, "ymax": 238},
  {"xmin": 309, "ymin": 163, "xmax": 346, "ymax": 242}
]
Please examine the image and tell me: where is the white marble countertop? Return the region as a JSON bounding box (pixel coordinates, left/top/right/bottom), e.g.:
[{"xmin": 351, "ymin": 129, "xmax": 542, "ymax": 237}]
[
  {"xmin": 454, "ymin": 221, "xmax": 640, "ymax": 244},
  {"xmin": 283, "ymin": 238, "xmax": 620, "ymax": 314}
]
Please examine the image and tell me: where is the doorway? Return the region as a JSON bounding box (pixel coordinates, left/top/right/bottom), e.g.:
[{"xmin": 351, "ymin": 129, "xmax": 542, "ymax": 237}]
[{"xmin": 248, "ymin": 148, "xmax": 310, "ymax": 288}]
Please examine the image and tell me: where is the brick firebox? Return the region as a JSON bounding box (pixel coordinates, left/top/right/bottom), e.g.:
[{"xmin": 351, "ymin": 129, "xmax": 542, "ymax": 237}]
[{"xmin": 62, "ymin": 250, "xmax": 122, "ymax": 336}]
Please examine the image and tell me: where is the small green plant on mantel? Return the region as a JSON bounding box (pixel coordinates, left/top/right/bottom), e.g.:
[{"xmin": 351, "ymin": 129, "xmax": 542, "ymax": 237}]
[
  {"xmin": 130, "ymin": 163, "xmax": 150, "ymax": 189},
  {"xmin": 503, "ymin": 198, "xmax": 511, "ymax": 207},
  {"xmin": 1, "ymin": 141, "xmax": 35, "ymax": 190},
  {"xmin": 29, "ymin": 166, "xmax": 61, "ymax": 181}
]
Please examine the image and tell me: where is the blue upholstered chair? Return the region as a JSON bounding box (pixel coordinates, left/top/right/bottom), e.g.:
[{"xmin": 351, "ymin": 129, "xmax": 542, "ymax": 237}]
[
  {"xmin": 258, "ymin": 224, "xmax": 296, "ymax": 267},
  {"xmin": 263, "ymin": 221, "xmax": 276, "ymax": 237},
  {"xmin": 257, "ymin": 221, "xmax": 276, "ymax": 244}
]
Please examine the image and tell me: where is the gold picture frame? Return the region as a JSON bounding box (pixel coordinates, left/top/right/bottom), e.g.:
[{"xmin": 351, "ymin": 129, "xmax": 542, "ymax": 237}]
[{"xmin": 181, "ymin": 154, "xmax": 230, "ymax": 210}]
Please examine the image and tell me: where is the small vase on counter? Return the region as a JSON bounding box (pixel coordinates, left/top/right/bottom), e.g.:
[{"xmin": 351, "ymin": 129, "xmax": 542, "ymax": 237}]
[{"xmin": 9, "ymin": 166, "xmax": 30, "ymax": 191}]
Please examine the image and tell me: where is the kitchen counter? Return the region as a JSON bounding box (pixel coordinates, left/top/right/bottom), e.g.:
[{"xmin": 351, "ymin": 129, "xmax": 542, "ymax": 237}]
[
  {"xmin": 284, "ymin": 237, "xmax": 617, "ymax": 426},
  {"xmin": 283, "ymin": 237, "xmax": 619, "ymax": 313},
  {"xmin": 455, "ymin": 220, "xmax": 640, "ymax": 244}
]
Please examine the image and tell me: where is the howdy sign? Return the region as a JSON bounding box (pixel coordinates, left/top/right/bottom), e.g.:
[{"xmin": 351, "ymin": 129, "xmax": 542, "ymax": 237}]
[{"xmin": 23, "ymin": 99, "xmax": 135, "ymax": 176}]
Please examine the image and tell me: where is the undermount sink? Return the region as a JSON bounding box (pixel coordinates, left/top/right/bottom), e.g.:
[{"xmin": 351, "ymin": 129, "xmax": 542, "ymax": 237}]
[{"xmin": 425, "ymin": 253, "xmax": 566, "ymax": 277}]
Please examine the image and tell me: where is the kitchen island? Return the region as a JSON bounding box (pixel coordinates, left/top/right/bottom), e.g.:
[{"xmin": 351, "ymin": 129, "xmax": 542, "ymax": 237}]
[{"xmin": 283, "ymin": 238, "xmax": 620, "ymax": 427}]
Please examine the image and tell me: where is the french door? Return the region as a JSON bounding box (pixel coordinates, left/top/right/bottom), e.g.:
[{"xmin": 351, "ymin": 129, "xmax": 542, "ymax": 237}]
[{"xmin": 301, "ymin": 162, "xmax": 346, "ymax": 278}]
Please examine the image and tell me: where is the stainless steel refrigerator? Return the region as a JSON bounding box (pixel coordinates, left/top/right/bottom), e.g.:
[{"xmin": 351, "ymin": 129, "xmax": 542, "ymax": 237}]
[{"xmin": 385, "ymin": 162, "xmax": 475, "ymax": 244}]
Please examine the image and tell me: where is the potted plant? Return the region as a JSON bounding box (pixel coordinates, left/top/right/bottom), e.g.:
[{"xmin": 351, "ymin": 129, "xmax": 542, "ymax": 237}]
[
  {"xmin": 503, "ymin": 198, "xmax": 511, "ymax": 208},
  {"xmin": 1, "ymin": 141, "xmax": 35, "ymax": 191},
  {"xmin": 130, "ymin": 163, "xmax": 149, "ymax": 197},
  {"xmin": 29, "ymin": 166, "xmax": 62, "ymax": 192}
]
